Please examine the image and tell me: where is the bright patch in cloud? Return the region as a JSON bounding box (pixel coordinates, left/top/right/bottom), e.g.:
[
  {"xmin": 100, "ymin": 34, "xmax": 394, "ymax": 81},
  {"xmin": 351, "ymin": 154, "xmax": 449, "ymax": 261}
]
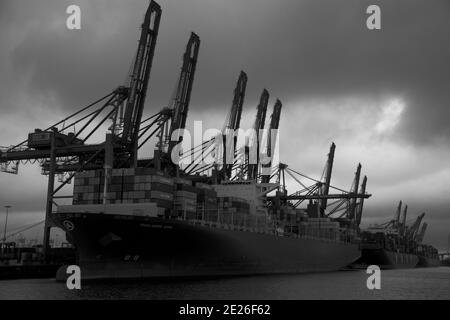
[{"xmin": 375, "ymin": 99, "xmax": 405, "ymax": 134}]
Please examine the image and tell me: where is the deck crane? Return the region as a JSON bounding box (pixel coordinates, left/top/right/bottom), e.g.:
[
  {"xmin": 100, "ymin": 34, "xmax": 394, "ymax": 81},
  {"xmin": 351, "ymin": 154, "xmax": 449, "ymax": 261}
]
[
  {"xmin": 247, "ymin": 89, "xmax": 269, "ymax": 181},
  {"xmin": 0, "ymin": 1, "xmax": 162, "ymax": 258},
  {"xmin": 261, "ymin": 100, "xmax": 282, "ymax": 183}
]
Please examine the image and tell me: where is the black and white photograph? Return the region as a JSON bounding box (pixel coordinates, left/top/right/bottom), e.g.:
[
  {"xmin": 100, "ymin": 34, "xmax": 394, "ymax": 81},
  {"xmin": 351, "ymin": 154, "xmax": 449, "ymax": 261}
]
[{"xmin": 0, "ymin": 0, "xmax": 449, "ymax": 304}]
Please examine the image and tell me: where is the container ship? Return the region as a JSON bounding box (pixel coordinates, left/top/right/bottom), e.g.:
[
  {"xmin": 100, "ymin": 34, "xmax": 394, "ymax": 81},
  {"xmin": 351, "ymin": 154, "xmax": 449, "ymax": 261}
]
[
  {"xmin": 54, "ymin": 168, "xmax": 364, "ymax": 280},
  {"xmin": 358, "ymin": 229, "xmax": 419, "ymax": 269},
  {"xmin": 356, "ymin": 201, "xmax": 439, "ymax": 269}
]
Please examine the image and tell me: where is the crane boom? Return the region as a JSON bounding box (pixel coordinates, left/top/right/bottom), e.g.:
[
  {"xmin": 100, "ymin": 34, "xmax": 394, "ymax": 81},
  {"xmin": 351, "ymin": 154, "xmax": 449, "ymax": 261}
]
[
  {"xmin": 226, "ymin": 71, "xmax": 247, "ymax": 131},
  {"xmin": 320, "ymin": 142, "xmax": 336, "ymax": 210},
  {"xmin": 248, "ymin": 89, "xmax": 269, "ymax": 180},
  {"xmin": 223, "ymin": 71, "xmax": 248, "ymax": 179},
  {"xmin": 348, "ymin": 163, "xmax": 361, "ymax": 220},
  {"xmin": 168, "ymin": 32, "xmax": 201, "ymax": 155},
  {"xmin": 121, "ymin": 1, "xmax": 162, "ymax": 166},
  {"xmin": 395, "ymin": 200, "xmax": 402, "ymax": 227},
  {"xmin": 261, "ymin": 99, "xmax": 282, "ymax": 183},
  {"xmin": 400, "ymin": 204, "xmax": 408, "ymax": 236},
  {"xmin": 406, "ymin": 213, "xmax": 426, "ymax": 239},
  {"xmin": 416, "ymin": 222, "xmax": 428, "ymax": 243},
  {"xmin": 356, "ymin": 175, "xmax": 367, "ymax": 226},
  {"xmin": 254, "ymin": 89, "xmax": 269, "ymax": 132}
]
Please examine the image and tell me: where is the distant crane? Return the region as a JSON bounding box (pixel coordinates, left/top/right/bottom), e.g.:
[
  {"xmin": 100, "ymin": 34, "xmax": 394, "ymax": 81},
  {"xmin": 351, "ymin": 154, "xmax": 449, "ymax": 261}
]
[
  {"xmin": 400, "ymin": 204, "xmax": 408, "ymax": 236},
  {"xmin": 405, "ymin": 212, "xmax": 426, "ymax": 240},
  {"xmin": 319, "ymin": 143, "xmax": 336, "ymax": 213},
  {"xmin": 415, "ymin": 222, "xmax": 428, "ymax": 243},
  {"xmin": 395, "ymin": 200, "xmax": 403, "ymax": 229},
  {"xmin": 266, "ymin": 142, "xmax": 371, "ymax": 224}
]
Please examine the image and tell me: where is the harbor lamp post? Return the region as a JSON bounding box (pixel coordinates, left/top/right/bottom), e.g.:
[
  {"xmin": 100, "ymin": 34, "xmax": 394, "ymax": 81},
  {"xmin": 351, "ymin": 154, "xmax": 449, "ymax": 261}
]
[
  {"xmin": 2, "ymin": 205, "xmax": 11, "ymax": 244},
  {"xmin": 1, "ymin": 205, "xmax": 11, "ymax": 255}
]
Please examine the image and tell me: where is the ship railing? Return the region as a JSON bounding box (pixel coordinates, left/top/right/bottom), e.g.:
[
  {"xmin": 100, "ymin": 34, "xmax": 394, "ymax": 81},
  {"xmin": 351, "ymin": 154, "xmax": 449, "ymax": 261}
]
[
  {"xmin": 283, "ymin": 227, "xmax": 356, "ymax": 245},
  {"xmin": 181, "ymin": 209, "xmax": 274, "ymax": 235},
  {"xmin": 180, "ymin": 211, "xmax": 355, "ymax": 245}
]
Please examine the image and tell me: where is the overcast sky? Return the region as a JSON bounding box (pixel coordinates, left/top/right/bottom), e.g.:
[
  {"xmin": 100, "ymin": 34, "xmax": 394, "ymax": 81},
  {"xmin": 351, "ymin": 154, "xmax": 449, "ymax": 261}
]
[{"xmin": 0, "ymin": 0, "xmax": 449, "ymax": 250}]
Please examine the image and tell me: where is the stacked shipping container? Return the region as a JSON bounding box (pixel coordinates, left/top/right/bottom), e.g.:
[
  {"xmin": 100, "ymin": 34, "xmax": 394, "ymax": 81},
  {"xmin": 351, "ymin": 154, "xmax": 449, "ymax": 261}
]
[
  {"xmin": 195, "ymin": 182, "xmax": 218, "ymax": 221},
  {"xmin": 73, "ymin": 168, "xmax": 174, "ymax": 211},
  {"xmin": 217, "ymin": 197, "xmax": 250, "ymax": 226},
  {"xmin": 173, "ymin": 178, "xmax": 197, "ymax": 219}
]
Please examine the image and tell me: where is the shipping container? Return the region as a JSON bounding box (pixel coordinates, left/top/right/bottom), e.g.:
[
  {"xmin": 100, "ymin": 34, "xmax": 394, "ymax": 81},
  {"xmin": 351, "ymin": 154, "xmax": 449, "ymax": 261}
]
[{"xmin": 174, "ymin": 177, "xmax": 192, "ymax": 186}]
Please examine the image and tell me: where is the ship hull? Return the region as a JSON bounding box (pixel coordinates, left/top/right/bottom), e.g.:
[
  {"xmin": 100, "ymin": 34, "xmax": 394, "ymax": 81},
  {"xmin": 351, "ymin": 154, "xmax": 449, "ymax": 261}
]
[
  {"xmin": 417, "ymin": 256, "xmax": 441, "ymax": 268},
  {"xmin": 359, "ymin": 248, "xmax": 418, "ymax": 269},
  {"xmin": 54, "ymin": 213, "xmax": 361, "ymax": 280}
]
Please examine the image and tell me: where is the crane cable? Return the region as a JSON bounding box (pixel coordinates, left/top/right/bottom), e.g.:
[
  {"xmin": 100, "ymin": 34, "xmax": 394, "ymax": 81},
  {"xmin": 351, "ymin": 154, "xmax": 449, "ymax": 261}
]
[{"xmin": 4, "ymin": 220, "xmax": 45, "ymax": 241}]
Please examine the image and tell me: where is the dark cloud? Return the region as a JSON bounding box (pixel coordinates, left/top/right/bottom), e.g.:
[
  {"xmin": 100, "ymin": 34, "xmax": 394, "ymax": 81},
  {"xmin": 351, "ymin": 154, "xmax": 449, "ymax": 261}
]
[{"xmin": 2, "ymin": 0, "xmax": 450, "ymax": 145}]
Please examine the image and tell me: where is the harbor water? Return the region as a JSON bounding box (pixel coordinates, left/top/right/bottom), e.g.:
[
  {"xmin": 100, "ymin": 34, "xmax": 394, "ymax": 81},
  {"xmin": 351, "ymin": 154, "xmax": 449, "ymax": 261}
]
[{"xmin": 0, "ymin": 267, "xmax": 449, "ymax": 300}]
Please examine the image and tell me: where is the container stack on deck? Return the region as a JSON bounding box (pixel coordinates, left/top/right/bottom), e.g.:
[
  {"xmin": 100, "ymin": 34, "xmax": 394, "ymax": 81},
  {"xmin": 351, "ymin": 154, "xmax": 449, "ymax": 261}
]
[
  {"xmin": 217, "ymin": 197, "xmax": 250, "ymax": 225},
  {"xmin": 73, "ymin": 169, "xmax": 174, "ymax": 213},
  {"xmin": 195, "ymin": 182, "xmax": 218, "ymax": 220},
  {"xmin": 174, "ymin": 178, "xmax": 197, "ymax": 219}
]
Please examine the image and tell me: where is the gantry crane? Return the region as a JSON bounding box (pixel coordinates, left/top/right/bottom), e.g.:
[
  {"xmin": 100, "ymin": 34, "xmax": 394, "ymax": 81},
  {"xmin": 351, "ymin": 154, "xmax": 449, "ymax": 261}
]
[
  {"xmin": 0, "ymin": 1, "xmax": 162, "ymax": 258},
  {"xmin": 266, "ymin": 142, "xmax": 371, "ymax": 224},
  {"xmin": 121, "ymin": 1, "xmax": 162, "ymax": 168},
  {"xmin": 355, "ymin": 175, "xmax": 368, "ymax": 226},
  {"xmin": 136, "ymin": 32, "xmax": 201, "ymax": 173},
  {"xmin": 252, "ymin": 89, "xmax": 269, "ymax": 177},
  {"xmin": 319, "ymin": 143, "xmax": 336, "ymax": 213},
  {"xmin": 415, "ymin": 222, "xmax": 428, "ymax": 243},
  {"xmin": 242, "ymin": 89, "xmax": 269, "ymax": 181},
  {"xmin": 400, "ymin": 204, "xmax": 408, "ymax": 236},
  {"xmin": 406, "ymin": 212, "xmax": 426, "ymax": 240},
  {"xmin": 166, "ymin": 33, "xmax": 201, "ymax": 157},
  {"xmin": 348, "ymin": 163, "xmax": 362, "ymax": 221},
  {"xmin": 381, "ymin": 200, "xmax": 407, "ymax": 233},
  {"xmin": 261, "ymin": 100, "xmax": 282, "ymax": 183},
  {"xmin": 222, "ymin": 71, "xmax": 248, "ymax": 179},
  {"xmin": 182, "ymin": 71, "xmax": 248, "ymax": 181},
  {"xmin": 395, "ymin": 200, "xmax": 403, "ymax": 229}
]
